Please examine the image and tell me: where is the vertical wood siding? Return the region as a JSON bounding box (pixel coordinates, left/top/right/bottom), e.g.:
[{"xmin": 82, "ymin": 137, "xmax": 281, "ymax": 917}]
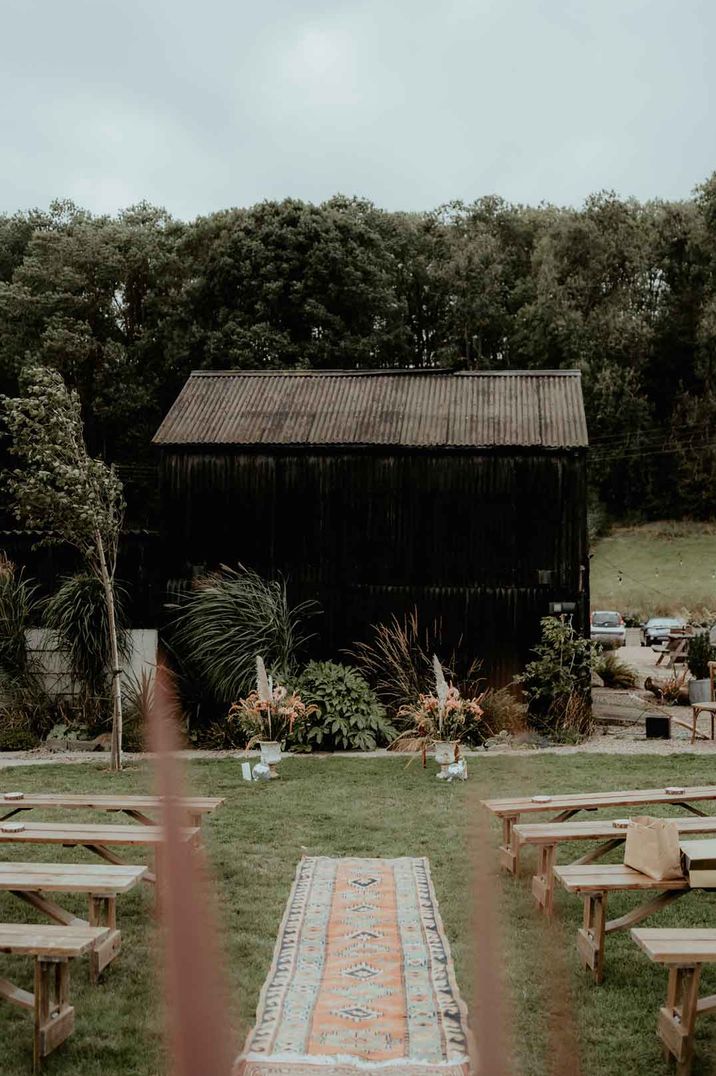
[{"xmin": 159, "ymin": 448, "xmax": 588, "ymax": 685}]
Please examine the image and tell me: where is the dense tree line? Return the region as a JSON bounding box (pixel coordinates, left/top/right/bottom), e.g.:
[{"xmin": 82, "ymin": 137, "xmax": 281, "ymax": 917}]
[{"xmin": 2, "ymin": 180, "xmax": 716, "ymax": 526}]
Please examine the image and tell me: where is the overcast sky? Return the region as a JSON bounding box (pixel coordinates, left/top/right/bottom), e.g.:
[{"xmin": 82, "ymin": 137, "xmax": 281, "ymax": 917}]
[{"xmin": 2, "ymin": 0, "xmax": 713, "ymax": 219}]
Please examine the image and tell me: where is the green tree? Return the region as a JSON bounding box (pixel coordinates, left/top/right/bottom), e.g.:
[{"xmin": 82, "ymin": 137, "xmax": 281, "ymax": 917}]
[{"xmin": 1, "ymin": 365, "xmax": 126, "ymax": 769}]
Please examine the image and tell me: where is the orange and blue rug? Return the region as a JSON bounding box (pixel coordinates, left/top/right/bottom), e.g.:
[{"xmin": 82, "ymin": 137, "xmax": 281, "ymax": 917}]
[{"xmin": 236, "ymin": 857, "xmax": 472, "ymax": 1075}]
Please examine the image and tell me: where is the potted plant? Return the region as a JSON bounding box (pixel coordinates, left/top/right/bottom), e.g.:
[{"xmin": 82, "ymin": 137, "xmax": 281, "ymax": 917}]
[
  {"xmin": 687, "ymin": 632, "xmax": 716, "ymax": 704},
  {"xmin": 227, "ymin": 656, "xmax": 316, "ymax": 777},
  {"xmin": 393, "ymin": 656, "xmax": 484, "ymax": 778}
]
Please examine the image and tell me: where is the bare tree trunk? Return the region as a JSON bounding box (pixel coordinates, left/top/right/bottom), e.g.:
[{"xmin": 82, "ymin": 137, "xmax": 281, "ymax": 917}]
[{"xmin": 96, "ymin": 532, "xmax": 123, "ymax": 772}]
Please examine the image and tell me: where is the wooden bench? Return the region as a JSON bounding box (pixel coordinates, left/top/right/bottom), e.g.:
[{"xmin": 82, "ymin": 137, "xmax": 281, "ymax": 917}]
[
  {"xmin": 0, "ymin": 821, "xmax": 200, "ymax": 884},
  {"xmin": 0, "ymin": 792, "xmax": 224, "ymax": 830},
  {"xmin": 631, "ymin": 928, "xmax": 716, "ymax": 1076},
  {"xmin": 513, "ymin": 816, "xmax": 716, "ymax": 916},
  {"xmin": 0, "ymin": 862, "xmax": 147, "ymax": 982},
  {"xmin": 481, "ymin": 785, "xmax": 716, "ymax": 874},
  {"xmin": 553, "ymin": 863, "xmax": 691, "ymax": 983},
  {"xmin": 0, "ymin": 923, "xmax": 109, "ymax": 1070}
]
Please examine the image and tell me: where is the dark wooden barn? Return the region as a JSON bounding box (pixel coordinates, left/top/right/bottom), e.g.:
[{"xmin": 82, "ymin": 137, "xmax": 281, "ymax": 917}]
[{"xmin": 153, "ymin": 370, "xmax": 589, "ymax": 684}]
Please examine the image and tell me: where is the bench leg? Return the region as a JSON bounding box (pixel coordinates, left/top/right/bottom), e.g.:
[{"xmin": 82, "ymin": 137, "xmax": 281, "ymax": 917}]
[
  {"xmin": 499, "ymin": 815, "xmax": 520, "ymax": 874},
  {"xmin": 33, "ymin": 958, "xmax": 75, "ymax": 1072},
  {"xmin": 88, "ymin": 895, "xmax": 121, "ymax": 983},
  {"xmin": 532, "ymin": 844, "xmax": 557, "ymax": 916},
  {"xmin": 656, "ymin": 964, "xmax": 701, "ymax": 1076},
  {"xmin": 577, "ymin": 892, "xmax": 607, "ymax": 984}
]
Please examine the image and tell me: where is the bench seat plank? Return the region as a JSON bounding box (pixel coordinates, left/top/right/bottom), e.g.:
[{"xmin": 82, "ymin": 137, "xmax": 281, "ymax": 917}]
[
  {"xmin": 515, "ymin": 816, "xmax": 716, "ymax": 844},
  {"xmin": 0, "ymin": 821, "xmax": 198, "ymax": 845},
  {"xmin": 483, "ymin": 785, "xmax": 716, "ymax": 815},
  {"xmin": 0, "ymin": 923, "xmax": 109, "ymax": 957},
  {"xmin": 555, "ymin": 864, "xmax": 690, "ymax": 893},
  {"xmin": 0, "ymin": 792, "xmax": 223, "ymax": 813},
  {"xmin": 632, "ymin": 928, "xmax": 716, "ymax": 964},
  {"xmin": 0, "ymin": 862, "xmax": 147, "ymax": 894}
]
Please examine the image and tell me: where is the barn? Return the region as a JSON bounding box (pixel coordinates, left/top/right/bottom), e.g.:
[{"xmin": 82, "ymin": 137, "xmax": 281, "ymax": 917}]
[{"xmin": 153, "ymin": 369, "xmax": 589, "ymax": 684}]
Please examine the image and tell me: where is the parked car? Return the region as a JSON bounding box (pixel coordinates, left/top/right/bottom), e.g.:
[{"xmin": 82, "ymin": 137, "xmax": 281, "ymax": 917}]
[
  {"xmin": 590, "ymin": 610, "xmax": 626, "ymax": 648},
  {"xmin": 641, "ymin": 616, "xmax": 687, "ymax": 648}
]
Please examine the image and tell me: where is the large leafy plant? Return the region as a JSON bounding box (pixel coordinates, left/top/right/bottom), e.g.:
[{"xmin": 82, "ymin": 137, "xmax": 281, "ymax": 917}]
[
  {"xmin": 168, "ymin": 565, "xmax": 318, "ymax": 706},
  {"xmin": 291, "ymin": 661, "xmax": 395, "ymax": 751}
]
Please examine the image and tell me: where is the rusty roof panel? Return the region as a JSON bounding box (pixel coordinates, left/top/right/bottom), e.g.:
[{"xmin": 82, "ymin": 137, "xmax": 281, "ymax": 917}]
[{"xmin": 152, "ymin": 370, "xmax": 588, "ymax": 449}]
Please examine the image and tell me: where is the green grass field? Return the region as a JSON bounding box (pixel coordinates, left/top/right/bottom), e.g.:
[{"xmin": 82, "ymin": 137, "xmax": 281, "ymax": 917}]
[
  {"xmin": 590, "ymin": 521, "xmax": 716, "ymax": 620},
  {"xmin": 1, "ymin": 756, "xmax": 715, "ymax": 1075}
]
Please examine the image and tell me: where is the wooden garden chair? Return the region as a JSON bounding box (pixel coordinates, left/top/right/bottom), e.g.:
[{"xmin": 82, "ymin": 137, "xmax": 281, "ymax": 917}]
[
  {"xmin": 481, "ymin": 785, "xmax": 716, "ymax": 875},
  {"xmin": 631, "ymin": 928, "xmax": 716, "ymax": 1076},
  {"xmin": 689, "ymin": 661, "xmax": 716, "ymax": 744},
  {"xmin": 0, "ymin": 923, "xmax": 109, "ymax": 1071},
  {"xmin": 513, "ymin": 815, "xmax": 716, "ymax": 917},
  {"xmin": 553, "ymin": 863, "xmax": 691, "ymax": 983},
  {"xmin": 0, "ymin": 862, "xmax": 148, "ymax": 982}
]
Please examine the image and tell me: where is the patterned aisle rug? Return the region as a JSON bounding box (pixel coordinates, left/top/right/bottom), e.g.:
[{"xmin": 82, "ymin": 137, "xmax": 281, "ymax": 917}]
[{"xmin": 235, "ymin": 856, "xmax": 472, "ymax": 1075}]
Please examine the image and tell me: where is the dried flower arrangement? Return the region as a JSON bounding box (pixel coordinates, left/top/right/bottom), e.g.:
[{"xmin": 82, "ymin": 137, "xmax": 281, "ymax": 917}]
[
  {"xmin": 393, "ymin": 655, "xmax": 484, "ymax": 762},
  {"xmin": 227, "ymin": 656, "xmax": 316, "ymax": 748}
]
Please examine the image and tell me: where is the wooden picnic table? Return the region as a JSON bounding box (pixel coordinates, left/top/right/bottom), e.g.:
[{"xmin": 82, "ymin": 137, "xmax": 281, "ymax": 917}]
[
  {"xmin": 632, "ymin": 927, "xmax": 716, "ymax": 1076},
  {"xmin": 481, "ymin": 785, "xmax": 716, "ymax": 874},
  {"xmin": 0, "ymin": 862, "xmax": 148, "ymax": 981},
  {"xmin": 554, "ymin": 863, "xmax": 693, "ymax": 984},
  {"xmin": 0, "ymin": 792, "xmax": 224, "ymax": 830},
  {"xmin": 0, "ymin": 923, "xmax": 110, "ymax": 1070},
  {"xmin": 514, "ymin": 815, "xmax": 716, "ymax": 916},
  {"xmin": 0, "ymin": 821, "xmax": 200, "ymax": 884}
]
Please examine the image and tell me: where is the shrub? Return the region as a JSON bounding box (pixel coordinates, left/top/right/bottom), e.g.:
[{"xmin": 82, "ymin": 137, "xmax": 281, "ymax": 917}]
[
  {"xmin": 687, "ymin": 631, "xmax": 716, "ymax": 680},
  {"xmin": 0, "ymin": 555, "xmax": 52, "ymax": 738},
  {"xmin": 596, "ymin": 651, "xmax": 638, "ymax": 689},
  {"xmin": 168, "ymin": 565, "xmax": 318, "ymax": 706},
  {"xmin": 349, "ymin": 609, "xmax": 481, "ymax": 721},
  {"xmin": 291, "ymin": 661, "xmax": 395, "ymax": 751},
  {"xmin": 0, "ymin": 712, "xmax": 39, "ymax": 751},
  {"xmin": 478, "ymin": 687, "xmax": 526, "ymax": 738},
  {"xmin": 517, "ymin": 617, "xmax": 598, "ymax": 738}
]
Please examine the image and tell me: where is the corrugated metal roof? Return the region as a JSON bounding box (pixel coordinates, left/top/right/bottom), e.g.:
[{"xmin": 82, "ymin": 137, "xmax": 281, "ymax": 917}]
[{"xmin": 152, "ymin": 370, "xmax": 588, "ymax": 449}]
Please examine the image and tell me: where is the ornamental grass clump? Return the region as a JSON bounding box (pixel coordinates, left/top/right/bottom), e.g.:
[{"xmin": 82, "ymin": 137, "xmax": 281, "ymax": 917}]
[
  {"xmin": 226, "ymin": 656, "xmax": 316, "ymax": 749},
  {"xmin": 392, "ymin": 655, "xmax": 484, "ymax": 763},
  {"xmin": 168, "ymin": 565, "xmax": 318, "ymax": 706}
]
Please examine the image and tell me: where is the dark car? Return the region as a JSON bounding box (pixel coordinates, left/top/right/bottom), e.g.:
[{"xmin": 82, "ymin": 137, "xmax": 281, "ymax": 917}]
[{"xmin": 641, "ymin": 617, "xmax": 687, "ymax": 647}]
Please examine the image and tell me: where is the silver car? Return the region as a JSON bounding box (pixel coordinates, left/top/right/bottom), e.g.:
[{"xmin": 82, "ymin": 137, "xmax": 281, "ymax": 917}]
[
  {"xmin": 641, "ymin": 617, "xmax": 686, "ymax": 648},
  {"xmin": 590, "ymin": 610, "xmax": 626, "ymax": 648}
]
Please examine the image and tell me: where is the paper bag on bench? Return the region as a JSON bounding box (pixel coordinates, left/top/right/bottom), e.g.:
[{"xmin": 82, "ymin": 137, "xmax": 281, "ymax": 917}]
[{"xmin": 623, "ymin": 816, "xmax": 684, "ymax": 881}]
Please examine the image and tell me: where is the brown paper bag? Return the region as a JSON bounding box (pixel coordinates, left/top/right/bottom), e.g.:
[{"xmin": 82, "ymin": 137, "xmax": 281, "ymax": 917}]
[{"xmin": 623, "ymin": 815, "xmax": 684, "ymax": 881}]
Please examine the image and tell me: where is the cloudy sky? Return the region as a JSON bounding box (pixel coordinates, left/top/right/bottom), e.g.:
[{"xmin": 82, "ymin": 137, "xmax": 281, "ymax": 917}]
[{"xmin": 2, "ymin": 0, "xmax": 713, "ymax": 219}]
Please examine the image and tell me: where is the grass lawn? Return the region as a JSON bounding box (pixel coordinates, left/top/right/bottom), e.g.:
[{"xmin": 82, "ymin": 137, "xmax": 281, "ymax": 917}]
[
  {"xmin": 0, "ymin": 754, "xmax": 715, "ymax": 1076},
  {"xmin": 590, "ymin": 521, "xmax": 716, "ymax": 620}
]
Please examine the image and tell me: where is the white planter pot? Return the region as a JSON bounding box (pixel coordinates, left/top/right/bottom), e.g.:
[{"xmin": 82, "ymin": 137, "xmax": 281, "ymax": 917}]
[
  {"xmin": 434, "ymin": 741, "xmax": 460, "ymax": 779},
  {"xmin": 259, "ymin": 740, "xmax": 282, "ymax": 779},
  {"xmin": 688, "ymin": 679, "xmax": 712, "ymax": 704}
]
